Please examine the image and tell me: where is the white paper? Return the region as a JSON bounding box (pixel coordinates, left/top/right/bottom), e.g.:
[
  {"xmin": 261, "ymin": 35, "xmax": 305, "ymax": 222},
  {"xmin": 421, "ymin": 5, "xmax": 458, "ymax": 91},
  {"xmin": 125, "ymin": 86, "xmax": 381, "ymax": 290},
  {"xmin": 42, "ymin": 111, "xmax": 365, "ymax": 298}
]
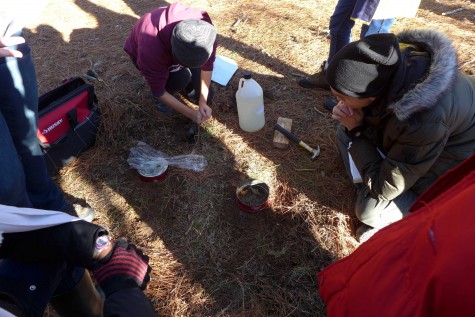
[
  {"xmin": 0, "ymin": 204, "xmax": 79, "ymax": 235},
  {"xmin": 348, "ymin": 144, "xmax": 386, "ymax": 184},
  {"xmin": 211, "ymin": 55, "xmax": 238, "ymax": 86},
  {"xmin": 349, "ymin": 152, "xmax": 363, "ymax": 183},
  {"xmin": 0, "ymin": 307, "xmax": 16, "ymax": 317},
  {"xmin": 348, "ymin": 142, "xmax": 386, "ymax": 184},
  {"xmin": 372, "ymin": 0, "xmax": 421, "ymax": 19}
]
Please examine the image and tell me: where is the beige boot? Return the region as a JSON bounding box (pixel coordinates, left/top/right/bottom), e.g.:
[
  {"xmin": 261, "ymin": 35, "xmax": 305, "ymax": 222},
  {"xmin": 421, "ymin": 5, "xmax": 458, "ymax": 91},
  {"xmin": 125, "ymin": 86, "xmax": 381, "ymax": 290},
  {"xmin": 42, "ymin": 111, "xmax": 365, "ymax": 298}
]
[{"xmin": 50, "ymin": 270, "xmax": 103, "ymax": 317}]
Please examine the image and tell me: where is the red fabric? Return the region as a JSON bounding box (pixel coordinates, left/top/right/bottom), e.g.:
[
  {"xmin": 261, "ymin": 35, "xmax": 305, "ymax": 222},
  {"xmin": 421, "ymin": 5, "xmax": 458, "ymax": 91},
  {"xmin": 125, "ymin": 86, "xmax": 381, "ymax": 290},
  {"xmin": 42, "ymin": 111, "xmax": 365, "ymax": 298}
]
[
  {"xmin": 318, "ymin": 153, "xmax": 475, "ymax": 317},
  {"xmin": 37, "ymin": 91, "xmax": 90, "ymax": 144}
]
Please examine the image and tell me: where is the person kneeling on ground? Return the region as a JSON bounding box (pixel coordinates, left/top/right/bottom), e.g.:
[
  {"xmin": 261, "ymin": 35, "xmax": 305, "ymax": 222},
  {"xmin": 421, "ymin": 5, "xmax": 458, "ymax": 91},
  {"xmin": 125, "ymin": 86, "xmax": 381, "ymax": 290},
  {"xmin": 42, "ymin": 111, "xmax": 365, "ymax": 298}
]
[
  {"xmin": 327, "ymin": 29, "xmax": 475, "ymax": 242},
  {"xmin": 319, "ymin": 153, "xmax": 475, "ymax": 317},
  {"xmin": 124, "ymin": 2, "xmax": 217, "ymax": 124},
  {"xmin": 0, "ymin": 205, "xmax": 154, "ymax": 317}
]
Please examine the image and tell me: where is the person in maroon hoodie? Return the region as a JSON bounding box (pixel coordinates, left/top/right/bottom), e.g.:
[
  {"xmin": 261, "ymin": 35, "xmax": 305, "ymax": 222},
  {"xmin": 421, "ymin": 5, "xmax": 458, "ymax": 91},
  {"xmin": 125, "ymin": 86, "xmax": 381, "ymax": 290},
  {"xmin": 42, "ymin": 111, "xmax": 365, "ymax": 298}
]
[{"xmin": 124, "ymin": 2, "xmax": 217, "ymax": 124}]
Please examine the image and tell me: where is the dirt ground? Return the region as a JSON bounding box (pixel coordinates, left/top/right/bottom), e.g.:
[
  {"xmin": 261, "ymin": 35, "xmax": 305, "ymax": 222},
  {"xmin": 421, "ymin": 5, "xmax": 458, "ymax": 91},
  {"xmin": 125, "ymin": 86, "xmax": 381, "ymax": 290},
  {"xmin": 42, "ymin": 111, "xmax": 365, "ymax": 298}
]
[{"xmin": 25, "ymin": 0, "xmax": 475, "ymax": 316}]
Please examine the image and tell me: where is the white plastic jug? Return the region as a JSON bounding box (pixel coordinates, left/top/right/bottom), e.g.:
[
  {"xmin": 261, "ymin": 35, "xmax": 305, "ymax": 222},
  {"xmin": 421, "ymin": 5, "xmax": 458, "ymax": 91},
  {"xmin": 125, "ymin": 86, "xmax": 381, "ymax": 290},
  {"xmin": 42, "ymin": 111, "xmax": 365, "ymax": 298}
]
[{"xmin": 235, "ymin": 71, "xmax": 265, "ymax": 132}]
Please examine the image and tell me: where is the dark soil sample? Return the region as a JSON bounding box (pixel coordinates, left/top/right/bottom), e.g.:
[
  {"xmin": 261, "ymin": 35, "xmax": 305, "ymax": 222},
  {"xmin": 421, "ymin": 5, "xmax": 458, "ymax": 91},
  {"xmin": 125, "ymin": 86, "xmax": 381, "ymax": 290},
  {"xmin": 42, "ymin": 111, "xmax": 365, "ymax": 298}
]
[{"xmin": 237, "ymin": 184, "xmax": 268, "ymax": 206}]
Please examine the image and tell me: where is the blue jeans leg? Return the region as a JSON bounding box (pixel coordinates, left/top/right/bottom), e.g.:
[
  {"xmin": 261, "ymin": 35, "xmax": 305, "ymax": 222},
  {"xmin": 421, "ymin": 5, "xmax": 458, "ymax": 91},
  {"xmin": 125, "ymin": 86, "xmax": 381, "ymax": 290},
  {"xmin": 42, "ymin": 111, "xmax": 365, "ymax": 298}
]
[
  {"xmin": 0, "ymin": 43, "xmax": 66, "ymax": 211},
  {"xmin": 0, "ymin": 111, "xmax": 31, "ymax": 207},
  {"xmin": 360, "ymin": 18, "xmax": 396, "ymax": 37},
  {"xmin": 328, "ymin": 0, "xmax": 357, "ymax": 62}
]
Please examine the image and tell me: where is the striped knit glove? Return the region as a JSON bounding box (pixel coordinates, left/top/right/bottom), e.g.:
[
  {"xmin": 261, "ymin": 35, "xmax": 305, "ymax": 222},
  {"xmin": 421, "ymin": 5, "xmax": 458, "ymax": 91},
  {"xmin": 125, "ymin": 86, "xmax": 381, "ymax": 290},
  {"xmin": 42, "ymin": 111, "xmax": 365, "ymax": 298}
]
[{"xmin": 92, "ymin": 237, "xmax": 151, "ymax": 296}]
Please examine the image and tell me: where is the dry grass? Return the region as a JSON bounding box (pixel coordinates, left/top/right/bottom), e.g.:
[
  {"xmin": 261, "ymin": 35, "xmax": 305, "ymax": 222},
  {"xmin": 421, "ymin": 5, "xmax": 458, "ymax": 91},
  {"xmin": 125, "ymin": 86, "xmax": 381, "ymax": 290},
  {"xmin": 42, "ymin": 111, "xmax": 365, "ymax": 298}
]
[{"xmin": 28, "ymin": 0, "xmax": 475, "ymax": 316}]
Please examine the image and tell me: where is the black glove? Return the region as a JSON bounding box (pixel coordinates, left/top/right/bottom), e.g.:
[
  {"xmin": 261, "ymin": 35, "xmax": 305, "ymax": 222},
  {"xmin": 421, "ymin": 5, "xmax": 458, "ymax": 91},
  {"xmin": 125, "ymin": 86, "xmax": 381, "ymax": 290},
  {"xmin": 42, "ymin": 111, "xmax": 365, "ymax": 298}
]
[{"xmin": 92, "ymin": 238, "xmax": 151, "ymax": 296}]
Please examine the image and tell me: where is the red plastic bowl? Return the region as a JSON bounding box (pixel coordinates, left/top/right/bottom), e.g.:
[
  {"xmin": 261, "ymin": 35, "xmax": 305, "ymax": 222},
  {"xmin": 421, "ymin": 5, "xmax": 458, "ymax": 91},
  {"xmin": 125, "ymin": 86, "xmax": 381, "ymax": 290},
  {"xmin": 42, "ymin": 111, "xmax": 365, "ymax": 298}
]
[{"xmin": 137, "ymin": 160, "xmax": 168, "ymax": 182}]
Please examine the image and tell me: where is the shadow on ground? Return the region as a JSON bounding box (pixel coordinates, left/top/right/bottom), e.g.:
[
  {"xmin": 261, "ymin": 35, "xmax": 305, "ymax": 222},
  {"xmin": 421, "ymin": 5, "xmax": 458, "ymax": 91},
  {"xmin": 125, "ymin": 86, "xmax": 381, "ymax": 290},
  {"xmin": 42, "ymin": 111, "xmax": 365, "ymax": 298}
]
[{"xmin": 29, "ymin": 0, "xmax": 357, "ymax": 315}]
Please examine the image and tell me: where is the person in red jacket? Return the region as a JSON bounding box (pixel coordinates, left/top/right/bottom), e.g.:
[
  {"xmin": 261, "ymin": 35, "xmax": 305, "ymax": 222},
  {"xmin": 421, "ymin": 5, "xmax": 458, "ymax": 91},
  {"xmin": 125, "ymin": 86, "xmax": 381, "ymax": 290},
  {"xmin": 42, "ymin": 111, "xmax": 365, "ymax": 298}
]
[
  {"xmin": 318, "ymin": 153, "xmax": 475, "ymax": 317},
  {"xmin": 124, "ymin": 2, "xmax": 217, "ymax": 124}
]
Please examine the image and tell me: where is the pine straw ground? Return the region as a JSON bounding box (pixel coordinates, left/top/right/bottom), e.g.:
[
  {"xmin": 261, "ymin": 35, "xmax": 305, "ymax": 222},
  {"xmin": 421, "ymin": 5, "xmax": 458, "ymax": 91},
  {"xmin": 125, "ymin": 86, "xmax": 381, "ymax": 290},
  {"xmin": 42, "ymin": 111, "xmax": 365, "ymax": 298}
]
[{"xmin": 25, "ymin": 0, "xmax": 474, "ymax": 316}]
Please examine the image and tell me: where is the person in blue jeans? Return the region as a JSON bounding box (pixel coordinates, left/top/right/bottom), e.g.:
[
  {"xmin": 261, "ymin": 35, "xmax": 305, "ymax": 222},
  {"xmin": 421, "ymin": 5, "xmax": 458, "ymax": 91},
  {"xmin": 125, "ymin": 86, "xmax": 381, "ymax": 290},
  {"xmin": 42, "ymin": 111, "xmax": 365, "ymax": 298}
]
[
  {"xmin": 299, "ymin": 0, "xmax": 395, "ymax": 91},
  {"xmin": 0, "ymin": 36, "xmax": 67, "ymax": 211},
  {"xmin": 0, "ymin": 33, "xmax": 94, "ymax": 219},
  {"xmin": 360, "ymin": 18, "xmax": 394, "ymax": 40}
]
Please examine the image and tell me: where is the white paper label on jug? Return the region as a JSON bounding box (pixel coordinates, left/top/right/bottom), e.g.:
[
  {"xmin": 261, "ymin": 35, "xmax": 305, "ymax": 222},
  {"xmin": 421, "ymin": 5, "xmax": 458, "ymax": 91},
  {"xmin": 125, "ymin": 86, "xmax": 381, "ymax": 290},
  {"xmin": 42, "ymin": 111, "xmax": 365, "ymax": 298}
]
[{"xmin": 255, "ymin": 104, "xmax": 264, "ymax": 115}]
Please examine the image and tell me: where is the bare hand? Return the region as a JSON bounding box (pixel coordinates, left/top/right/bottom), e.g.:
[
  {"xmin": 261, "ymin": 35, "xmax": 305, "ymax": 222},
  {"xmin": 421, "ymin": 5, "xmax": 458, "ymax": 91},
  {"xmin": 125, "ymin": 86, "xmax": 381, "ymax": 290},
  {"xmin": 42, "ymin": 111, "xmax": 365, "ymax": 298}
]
[
  {"xmin": 198, "ymin": 103, "xmax": 212, "ymax": 122},
  {"xmin": 332, "ymin": 101, "xmax": 364, "ymax": 130},
  {"xmin": 192, "ymin": 109, "xmax": 203, "ymax": 124},
  {"xmin": 0, "ymin": 36, "xmax": 26, "ymax": 58}
]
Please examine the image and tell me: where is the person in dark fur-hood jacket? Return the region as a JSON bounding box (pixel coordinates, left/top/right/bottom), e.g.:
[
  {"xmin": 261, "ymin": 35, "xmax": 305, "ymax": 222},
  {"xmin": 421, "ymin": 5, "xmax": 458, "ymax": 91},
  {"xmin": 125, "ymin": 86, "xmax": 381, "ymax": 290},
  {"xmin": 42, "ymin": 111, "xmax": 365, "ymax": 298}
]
[{"xmin": 326, "ymin": 29, "xmax": 475, "ymax": 242}]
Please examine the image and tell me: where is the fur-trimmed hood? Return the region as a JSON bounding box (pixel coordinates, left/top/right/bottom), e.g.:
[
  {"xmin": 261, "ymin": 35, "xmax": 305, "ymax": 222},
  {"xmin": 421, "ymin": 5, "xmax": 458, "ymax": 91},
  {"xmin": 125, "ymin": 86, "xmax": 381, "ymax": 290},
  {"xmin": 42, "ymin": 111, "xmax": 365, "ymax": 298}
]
[{"xmin": 388, "ymin": 29, "xmax": 459, "ymax": 121}]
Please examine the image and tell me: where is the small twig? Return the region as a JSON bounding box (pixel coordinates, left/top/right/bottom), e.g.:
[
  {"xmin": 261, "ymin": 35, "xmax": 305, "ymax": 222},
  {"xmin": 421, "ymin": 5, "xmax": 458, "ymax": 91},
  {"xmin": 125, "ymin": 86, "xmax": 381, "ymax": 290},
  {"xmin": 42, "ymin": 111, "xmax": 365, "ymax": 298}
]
[
  {"xmin": 124, "ymin": 98, "xmax": 142, "ymax": 110},
  {"xmin": 231, "ymin": 17, "xmax": 241, "ymax": 27},
  {"xmin": 123, "ymin": 98, "xmax": 150, "ymax": 115},
  {"xmin": 294, "ymin": 169, "xmax": 316, "ymax": 172},
  {"xmin": 442, "ymin": 8, "xmax": 465, "ymax": 16},
  {"xmin": 460, "ymin": 57, "xmax": 475, "ymax": 68},
  {"xmin": 190, "ymin": 122, "xmax": 201, "ymax": 152},
  {"xmin": 313, "ymin": 107, "xmax": 327, "ymax": 117},
  {"xmin": 255, "ymin": 133, "xmax": 273, "ymax": 144},
  {"xmin": 124, "ymin": 98, "xmax": 138, "ymax": 106},
  {"xmin": 185, "ymin": 219, "xmax": 195, "ymax": 235},
  {"xmin": 231, "ymin": 15, "xmax": 248, "ymax": 31}
]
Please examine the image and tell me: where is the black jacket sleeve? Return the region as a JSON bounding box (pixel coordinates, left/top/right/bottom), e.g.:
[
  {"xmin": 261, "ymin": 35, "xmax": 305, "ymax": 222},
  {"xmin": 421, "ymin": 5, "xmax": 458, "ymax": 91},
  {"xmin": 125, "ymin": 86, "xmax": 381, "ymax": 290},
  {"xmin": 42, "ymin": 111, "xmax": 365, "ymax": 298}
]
[
  {"xmin": 104, "ymin": 288, "xmax": 155, "ymax": 317},
  {"xmin": 0, "ymin": 221, "xmax": 106, "ymax": 269}
]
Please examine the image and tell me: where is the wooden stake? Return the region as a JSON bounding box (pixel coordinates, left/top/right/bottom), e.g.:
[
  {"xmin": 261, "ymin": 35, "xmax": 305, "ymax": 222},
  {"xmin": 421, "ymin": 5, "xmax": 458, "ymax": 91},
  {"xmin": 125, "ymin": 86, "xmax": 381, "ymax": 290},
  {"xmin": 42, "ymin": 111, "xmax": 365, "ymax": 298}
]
[{"xmin": 273, "ymin": 117, "xmax": 293, "ymax": 149}]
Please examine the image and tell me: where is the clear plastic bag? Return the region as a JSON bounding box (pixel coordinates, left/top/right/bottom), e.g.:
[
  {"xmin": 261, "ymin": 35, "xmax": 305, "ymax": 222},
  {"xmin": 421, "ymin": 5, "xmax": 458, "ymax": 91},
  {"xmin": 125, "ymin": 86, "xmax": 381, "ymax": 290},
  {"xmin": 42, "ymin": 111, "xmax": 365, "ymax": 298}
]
[{"xmin": 127, "ymin": 141, "xmax": 208, "ymax": 172}]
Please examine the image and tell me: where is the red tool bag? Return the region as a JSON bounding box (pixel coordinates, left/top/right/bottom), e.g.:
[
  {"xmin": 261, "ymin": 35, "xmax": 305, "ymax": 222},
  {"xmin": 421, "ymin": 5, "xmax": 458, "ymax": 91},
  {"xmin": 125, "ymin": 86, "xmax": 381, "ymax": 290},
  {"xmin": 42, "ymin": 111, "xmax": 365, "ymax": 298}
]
[{"xmin": 37, "ymin": 77, "xmax": 100, "ymax": 175}]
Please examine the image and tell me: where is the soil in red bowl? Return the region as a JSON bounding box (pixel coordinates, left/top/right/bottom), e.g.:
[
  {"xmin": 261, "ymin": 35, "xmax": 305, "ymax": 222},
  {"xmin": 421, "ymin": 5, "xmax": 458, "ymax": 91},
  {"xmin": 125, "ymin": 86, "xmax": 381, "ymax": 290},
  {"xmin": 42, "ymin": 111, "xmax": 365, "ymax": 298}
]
[{"xmin": 236, "ymin": 181, "xmax": 269, "ymax": 212}]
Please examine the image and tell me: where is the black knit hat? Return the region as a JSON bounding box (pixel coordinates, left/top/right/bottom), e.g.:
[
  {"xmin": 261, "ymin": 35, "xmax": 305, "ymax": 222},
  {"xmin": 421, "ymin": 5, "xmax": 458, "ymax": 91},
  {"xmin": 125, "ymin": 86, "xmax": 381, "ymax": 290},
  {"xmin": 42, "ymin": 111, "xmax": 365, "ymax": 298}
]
[
  {"xmin": 171, "ymin": 20, "xmax": 217, "ymax": 68},
  {"xmin": 326, "ymin": 33, "xmax": 401, "ymax": 98}
]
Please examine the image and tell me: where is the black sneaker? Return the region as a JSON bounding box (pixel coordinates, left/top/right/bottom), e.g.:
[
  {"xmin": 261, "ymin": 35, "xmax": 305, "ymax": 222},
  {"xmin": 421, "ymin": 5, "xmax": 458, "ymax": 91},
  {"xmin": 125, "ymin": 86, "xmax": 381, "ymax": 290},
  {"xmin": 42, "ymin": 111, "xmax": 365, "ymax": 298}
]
[
  {"xmin": 298, "ymin": 61, "xmax": 330, "ymax": 90},
  {"xmin": 63, "ymin": 204, "xmax": 95, "ymax": 222},
  {"xmin": 155, "ymin": 100, "xmax": 175, "ymax": 116},
  {"xmin": 324, "ymin": 98, "xmax": 337, "ymax": 112},
  {"xmin": 355, "ymin": 224, "xmax": 378, "ymax": 243}
]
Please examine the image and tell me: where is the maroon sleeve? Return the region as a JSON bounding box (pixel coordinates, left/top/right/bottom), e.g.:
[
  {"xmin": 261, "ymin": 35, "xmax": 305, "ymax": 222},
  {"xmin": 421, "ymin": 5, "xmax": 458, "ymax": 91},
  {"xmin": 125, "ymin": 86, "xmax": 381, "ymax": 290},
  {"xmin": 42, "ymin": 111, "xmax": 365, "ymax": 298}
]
[
  {"xmin": 126, "ymin": 10, "xmax": 171, "ymax": 96},
  {"xmin": 124, "ymin": 4, "xmax": 218, "ymax": 96}
]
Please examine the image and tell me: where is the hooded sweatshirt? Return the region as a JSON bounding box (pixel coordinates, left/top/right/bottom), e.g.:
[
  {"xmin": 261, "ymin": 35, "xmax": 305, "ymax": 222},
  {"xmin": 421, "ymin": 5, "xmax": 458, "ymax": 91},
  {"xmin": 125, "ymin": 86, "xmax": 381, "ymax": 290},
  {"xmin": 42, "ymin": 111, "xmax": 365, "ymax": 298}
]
[{"xmin": 123, "ymin": 2, "xmax": 217, "ymax": 97}]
